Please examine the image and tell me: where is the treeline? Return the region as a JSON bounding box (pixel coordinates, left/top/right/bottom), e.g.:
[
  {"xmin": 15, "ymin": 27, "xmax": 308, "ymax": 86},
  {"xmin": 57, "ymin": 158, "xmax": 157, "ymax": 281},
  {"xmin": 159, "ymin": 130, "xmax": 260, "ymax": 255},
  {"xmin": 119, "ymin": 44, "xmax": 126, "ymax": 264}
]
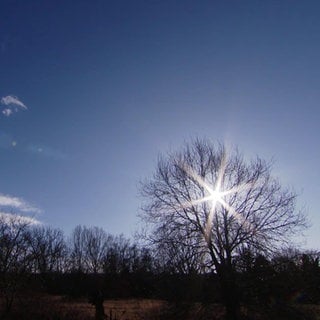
[
  {"xmin": 1, "ymin": 214, "xmax": 320, "ymax": 314},
  {"xmin": 0, "ymin": 215, "xmax": 156, "ymax": 312}
]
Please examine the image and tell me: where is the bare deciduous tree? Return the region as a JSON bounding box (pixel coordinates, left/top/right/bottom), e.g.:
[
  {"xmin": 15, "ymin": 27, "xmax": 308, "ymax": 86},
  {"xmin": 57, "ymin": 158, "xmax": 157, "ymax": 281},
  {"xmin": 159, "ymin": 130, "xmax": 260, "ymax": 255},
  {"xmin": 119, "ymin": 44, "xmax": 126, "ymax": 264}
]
[
  {"xmin": 69, "ymin": 225, "xmax": 109, "ymax": 274},
  {"xmin": 83, "ymin": 226, "xmax": 109, "ymax": 274},
  {"xmin": 0, "ymin": 214, "xmax": 34, "ymax": 313},
  {"xmin": 153, "ymin": 227, "xmax": 205, "ymax": 274},
  {"xmin": 27, "ymin": 226, "xmax": 66, "ymax": 274},
  {"xmin": 140, "ymin": 139, "xmax": 307, "ymax": 320},
  {"xmin": 69, "ymin": 225, "xmax": 86, "ymax": 273},
  {"xmin": 103, "ymin": 234, "xmax": 131, "ymax": 275}
]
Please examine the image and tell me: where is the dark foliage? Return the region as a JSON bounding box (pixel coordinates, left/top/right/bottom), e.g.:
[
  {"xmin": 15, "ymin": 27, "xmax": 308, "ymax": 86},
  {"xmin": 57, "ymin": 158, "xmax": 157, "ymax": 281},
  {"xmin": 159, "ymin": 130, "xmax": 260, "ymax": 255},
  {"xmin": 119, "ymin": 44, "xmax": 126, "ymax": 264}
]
[{"xmin": 0, "ymin": 215, "xmax": 319, "ymax": 319}]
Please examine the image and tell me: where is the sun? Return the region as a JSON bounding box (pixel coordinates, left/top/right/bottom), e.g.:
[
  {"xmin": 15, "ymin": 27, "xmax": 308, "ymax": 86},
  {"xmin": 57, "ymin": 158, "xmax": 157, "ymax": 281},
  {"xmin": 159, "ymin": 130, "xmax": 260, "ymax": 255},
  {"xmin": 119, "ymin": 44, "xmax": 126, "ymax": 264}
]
[
  {"xmin": 210, "ymin": 190, "xmax": 223, "ymax": 203},
  {"xmin": 179, "ymin": 154, "xmax": 254, "ymax": 242}
]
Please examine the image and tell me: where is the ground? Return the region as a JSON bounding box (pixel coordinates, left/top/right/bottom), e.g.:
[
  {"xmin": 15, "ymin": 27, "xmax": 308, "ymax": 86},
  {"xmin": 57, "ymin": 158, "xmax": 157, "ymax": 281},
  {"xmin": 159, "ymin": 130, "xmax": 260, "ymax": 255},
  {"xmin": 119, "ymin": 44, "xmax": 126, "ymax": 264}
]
[{"xmin": 1, "ymin": 294, "xmax": 319, "ymax": 320}]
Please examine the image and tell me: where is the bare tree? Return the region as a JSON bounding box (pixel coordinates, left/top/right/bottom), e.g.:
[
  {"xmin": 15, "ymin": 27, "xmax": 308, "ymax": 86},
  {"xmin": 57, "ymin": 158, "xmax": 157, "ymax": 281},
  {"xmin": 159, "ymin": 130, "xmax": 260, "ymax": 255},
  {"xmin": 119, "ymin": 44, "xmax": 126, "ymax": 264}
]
[
  {"xmin": 69, "ymin": 225, "xmax": 109, "ymax": 274},
  {"xmin": 153, "ymin": 227, "xmax": 205, "ymax": 274},
  {"xmin": 140, "ymin": 139, "xmax": 306, "ymax": 319},
  {"xmin": 103, "ymin": 234, "xmax": 132, "ymax": 275},
  {"xmin": 68, "ymin": 225, "xmax": 86, "ymax": 273},
  {"xmin": 27, "ymin": 226, "xmax": 66, "ymax": 275},
  {"xmin": 83, "ymin": 226, "xmax": 109, "ymax": 274},
  {"xmin": 0, "ymin": 213, "xmax": 34, "ymax": 313}
]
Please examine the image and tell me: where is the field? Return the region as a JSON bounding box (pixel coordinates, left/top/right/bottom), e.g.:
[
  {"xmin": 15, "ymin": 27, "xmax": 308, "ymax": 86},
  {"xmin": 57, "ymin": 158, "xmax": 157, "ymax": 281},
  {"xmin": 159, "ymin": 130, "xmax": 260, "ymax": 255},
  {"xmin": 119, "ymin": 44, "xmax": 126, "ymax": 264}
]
[
  {"xmin": 1, "ymin": 294, "xmax": 320, "ymax": 320},
  {"xmin": 0, "ymin": 294, "xmax": 225, "ymax": 320}
]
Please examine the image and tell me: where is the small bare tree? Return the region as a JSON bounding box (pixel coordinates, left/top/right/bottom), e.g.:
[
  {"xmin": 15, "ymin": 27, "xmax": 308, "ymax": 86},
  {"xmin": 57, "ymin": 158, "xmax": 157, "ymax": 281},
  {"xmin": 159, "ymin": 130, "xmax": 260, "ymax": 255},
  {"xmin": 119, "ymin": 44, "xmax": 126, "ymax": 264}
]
[
  {"xmin": 28, "ymin": 226, "xmax": 66, "ymax": 274},
  {"xmin": 68, "ymin": 225, "xmax": 86, "ymax": 273},
  {"xmin": 140, "ymin": 139, "xmax": 307, "ymax": 320},
  {"xmin": 0, "ymin": 213, "xmax": 34, "ymax": 314},
  {"xmin": 103, "ymin": 234, "xmax": 132, "ymax": 274},
  {"xmin": 69, "ymin": 225, "xmax": 109, "ymax": 274}
]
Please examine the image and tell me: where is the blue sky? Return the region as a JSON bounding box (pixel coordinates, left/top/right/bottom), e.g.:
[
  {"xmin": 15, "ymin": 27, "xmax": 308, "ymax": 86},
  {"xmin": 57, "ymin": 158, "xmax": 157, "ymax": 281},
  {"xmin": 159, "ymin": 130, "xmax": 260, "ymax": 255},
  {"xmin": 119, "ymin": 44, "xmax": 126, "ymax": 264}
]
[{"xmin": 0, "ymin": 0, "xmax": 319, "ymax": 248}]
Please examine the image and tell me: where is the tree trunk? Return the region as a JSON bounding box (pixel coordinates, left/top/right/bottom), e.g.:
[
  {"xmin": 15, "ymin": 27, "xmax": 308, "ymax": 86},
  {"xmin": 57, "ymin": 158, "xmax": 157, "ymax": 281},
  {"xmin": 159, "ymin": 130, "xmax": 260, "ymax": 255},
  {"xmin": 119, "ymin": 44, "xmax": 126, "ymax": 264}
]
[
  {"xmin": 218, "ymin": 265, "xmax": 240, "ymax": 320},
  {"xmin": 88, "ymin": 290, "xmax": 105, "ymax": 320}
]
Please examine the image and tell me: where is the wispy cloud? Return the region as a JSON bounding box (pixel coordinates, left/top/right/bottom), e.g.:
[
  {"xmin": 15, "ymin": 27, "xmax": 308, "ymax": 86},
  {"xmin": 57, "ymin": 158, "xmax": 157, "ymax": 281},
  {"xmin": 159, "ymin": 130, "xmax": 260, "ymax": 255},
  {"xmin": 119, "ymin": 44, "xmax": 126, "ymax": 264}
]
[
  {"xmin": 0, "ymin": 193, "xmax": 41, "ymax": 214},
  {"xmin": 1, "ymin": 95, "xmax": 27, "ymax": 117},
  {"xmin": 2, "ymin": 109, "xmax": 13, "ymax": 117},
  {"xmin": 0, "ymin": 211, "xmax": 41, "ymax": 225},
  {"xmin": 0, "ymin": 193, "xmax": 42, "ymax": 226},
  {"xmin": 1, "ymin": 95, "xmax": 27, "ymax": 109}
]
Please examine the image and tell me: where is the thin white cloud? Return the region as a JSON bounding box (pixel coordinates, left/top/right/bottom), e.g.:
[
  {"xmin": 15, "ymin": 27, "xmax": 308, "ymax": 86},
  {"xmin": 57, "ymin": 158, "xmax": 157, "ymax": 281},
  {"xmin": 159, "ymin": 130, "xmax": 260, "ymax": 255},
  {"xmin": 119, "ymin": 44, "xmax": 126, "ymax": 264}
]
[
  {"xmin": 1, "ymin": 95, "xmax": 27, "ymax": 109},
  {"xmin": 1, "ymin": 95, "xmax": 27, "ymax": 117},
  {"xmin": 2, "ymin": 108, "xmax": 13, "ymax": 117},
  {"xmin": 0, "ymin": 211, "xmax": 41, "ymax": 226},
  {"xmin": 0, "ymin": 194, "xmax": 42, "ymax": 226},
  {"xmin": 0, "ymin": 193, "xmax": 41, "ymax": 214}
]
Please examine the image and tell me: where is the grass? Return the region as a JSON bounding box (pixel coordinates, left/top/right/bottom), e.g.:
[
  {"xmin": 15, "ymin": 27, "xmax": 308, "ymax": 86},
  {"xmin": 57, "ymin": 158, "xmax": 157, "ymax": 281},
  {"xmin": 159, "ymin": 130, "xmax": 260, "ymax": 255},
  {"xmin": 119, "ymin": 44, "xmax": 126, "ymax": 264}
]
[
  {"xmin": 0, "ymin": 294, "xmax": 94, "ymax": 320},
  {"xmin": 1, "ymin": 294, "xmax": 320, "ymax": 320}
]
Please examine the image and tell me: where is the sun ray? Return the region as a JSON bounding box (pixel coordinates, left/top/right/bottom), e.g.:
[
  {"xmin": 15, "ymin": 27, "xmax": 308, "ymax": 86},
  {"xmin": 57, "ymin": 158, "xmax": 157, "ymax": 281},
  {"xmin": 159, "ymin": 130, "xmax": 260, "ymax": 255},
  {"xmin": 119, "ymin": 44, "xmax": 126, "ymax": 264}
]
[
  {"xmin": 218, "ymin": 198, "xmax": 254, "ymax": 232},
  {"xmin": 203, "ymin": 151, "xmax": 229, "ymax": 241},
  {"xmin": 178, "ymin": 153, "xmax": 254, "ymax": 242}
]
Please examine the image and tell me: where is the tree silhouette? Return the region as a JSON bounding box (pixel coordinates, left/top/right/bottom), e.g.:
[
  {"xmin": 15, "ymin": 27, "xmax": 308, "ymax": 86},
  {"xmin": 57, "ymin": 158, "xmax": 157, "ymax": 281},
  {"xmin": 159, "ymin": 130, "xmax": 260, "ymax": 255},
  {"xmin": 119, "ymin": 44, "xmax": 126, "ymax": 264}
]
[
  {"xmin": 140, "ymin": 138, "xmax": 307, "ymax": 319},
  {"xmin": 0, "ymin": 214, "xmax": 33, "ymax": 313},
  {"xmin": 27, "ymin": 226, "xmax": 66, "ymax": 291},
  {"xmin": 69, "ymin": 225, "xmax": 109, "ymax": 274}
]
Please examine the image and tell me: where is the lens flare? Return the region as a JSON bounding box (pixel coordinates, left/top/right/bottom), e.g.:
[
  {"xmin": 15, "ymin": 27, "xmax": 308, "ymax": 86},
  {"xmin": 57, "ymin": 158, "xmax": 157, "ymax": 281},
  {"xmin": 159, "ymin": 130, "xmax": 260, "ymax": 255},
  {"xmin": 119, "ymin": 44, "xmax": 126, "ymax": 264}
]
[{"xmin": 179, "ymin": 153, "xmax": 254, "ymax": 242}]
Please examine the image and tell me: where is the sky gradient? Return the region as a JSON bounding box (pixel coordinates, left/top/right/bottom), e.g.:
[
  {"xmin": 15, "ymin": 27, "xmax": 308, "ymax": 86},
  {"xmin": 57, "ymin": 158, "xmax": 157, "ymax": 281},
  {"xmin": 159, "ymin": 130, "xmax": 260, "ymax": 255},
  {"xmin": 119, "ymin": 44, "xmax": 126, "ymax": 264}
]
[{"xmin": 1, "ymin": 0, "xmax": 319, "ymax": 248}]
